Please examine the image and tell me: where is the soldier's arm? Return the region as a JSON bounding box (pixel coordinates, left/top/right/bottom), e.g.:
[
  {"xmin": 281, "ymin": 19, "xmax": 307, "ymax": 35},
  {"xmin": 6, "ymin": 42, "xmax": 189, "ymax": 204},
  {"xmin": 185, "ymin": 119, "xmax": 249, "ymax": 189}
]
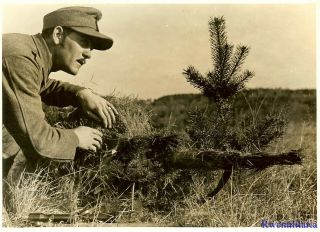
[
  {"xmin": 2, "ymin": 55, "xmax": 78, "ymax": 161},
  {"xmin": 40, "ymin": 78, "xmax": 86, "ymax": 107}
]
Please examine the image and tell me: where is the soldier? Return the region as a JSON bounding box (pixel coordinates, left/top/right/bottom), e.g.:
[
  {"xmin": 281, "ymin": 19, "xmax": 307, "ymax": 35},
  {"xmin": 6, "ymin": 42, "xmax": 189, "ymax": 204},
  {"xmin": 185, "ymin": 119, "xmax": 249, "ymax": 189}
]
[{"xmin": 2, "ymin": 6, "xmax": 118, "ymax": 180}]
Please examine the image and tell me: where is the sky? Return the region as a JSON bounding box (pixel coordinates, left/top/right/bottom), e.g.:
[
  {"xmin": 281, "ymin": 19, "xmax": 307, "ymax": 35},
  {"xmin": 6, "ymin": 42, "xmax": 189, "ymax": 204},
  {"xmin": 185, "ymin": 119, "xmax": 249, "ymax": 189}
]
[{"xmin": 2, "ymin": 2, "xmax": 316, "ymax": 99}]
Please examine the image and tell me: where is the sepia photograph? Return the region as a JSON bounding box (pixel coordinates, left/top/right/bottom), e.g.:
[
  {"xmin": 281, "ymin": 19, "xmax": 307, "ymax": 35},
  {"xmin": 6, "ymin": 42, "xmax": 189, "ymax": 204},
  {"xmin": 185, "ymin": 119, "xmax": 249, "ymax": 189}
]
[{"xmin": 1, "ymin": 1, "xmax": 316, "ymax": 228}]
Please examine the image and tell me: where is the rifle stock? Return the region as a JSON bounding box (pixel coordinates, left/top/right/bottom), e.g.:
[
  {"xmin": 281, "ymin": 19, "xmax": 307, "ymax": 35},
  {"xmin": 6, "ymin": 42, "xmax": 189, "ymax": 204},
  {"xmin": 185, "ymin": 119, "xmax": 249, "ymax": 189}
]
[{"xmin": 167, "ymin": 149, "xmax": 302, "ymax": 170}]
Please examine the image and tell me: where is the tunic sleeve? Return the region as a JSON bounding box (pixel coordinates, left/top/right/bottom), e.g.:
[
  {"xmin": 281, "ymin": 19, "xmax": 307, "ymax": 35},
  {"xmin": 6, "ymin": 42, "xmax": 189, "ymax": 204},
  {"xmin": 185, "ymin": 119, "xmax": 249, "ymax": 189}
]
[
  {"xmin": 40, "ymin": 78, "xmax": 86, "ymax": 107},
  {"xmin": 2, "ymin": 55, "xmax": 78, "ymax": 161}
]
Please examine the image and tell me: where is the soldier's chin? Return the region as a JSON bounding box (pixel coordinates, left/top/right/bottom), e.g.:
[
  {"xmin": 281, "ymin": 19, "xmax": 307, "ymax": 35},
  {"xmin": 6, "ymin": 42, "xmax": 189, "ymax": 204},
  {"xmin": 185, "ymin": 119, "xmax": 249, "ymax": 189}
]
[{"xmin": 64, "ymin": 66, "xmax": 80, "ymax": 76}]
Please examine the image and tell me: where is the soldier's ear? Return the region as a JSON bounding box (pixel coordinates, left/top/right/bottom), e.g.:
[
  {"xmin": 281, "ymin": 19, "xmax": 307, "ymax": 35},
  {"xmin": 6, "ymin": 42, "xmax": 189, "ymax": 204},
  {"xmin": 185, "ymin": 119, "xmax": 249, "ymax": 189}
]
[{"xmin": 52, "ymin": 26, "xmax": 64, "ymax": 45}]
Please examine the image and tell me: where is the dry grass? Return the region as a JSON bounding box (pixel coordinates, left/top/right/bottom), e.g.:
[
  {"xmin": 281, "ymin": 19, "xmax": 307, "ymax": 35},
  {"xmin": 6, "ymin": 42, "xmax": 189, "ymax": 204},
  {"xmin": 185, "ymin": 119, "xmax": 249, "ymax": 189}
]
[{"xmin": 3, "ymin": 102, "xmax": 316, "ymax": 227}]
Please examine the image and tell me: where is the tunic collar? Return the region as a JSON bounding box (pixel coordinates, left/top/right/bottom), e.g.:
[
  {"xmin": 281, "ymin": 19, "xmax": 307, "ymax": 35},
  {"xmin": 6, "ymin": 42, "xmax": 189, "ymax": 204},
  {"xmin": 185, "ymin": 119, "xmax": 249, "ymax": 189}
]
[{"xmin": 31, "ymin": 33, "xmax": 53, "ymax": 73}]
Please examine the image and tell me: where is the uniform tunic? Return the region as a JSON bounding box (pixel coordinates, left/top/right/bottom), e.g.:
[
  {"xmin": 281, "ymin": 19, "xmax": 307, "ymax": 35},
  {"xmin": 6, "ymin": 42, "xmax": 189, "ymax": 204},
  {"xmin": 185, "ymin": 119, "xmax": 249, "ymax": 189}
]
[{"xmin": 2, "ymin": 33, "xmax": 86, "ymax": 165}]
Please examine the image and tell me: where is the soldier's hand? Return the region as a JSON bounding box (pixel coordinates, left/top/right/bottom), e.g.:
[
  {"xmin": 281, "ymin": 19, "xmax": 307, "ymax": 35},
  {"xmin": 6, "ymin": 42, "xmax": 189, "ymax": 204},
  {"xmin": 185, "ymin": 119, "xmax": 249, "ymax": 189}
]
[
  {"xmin": 76, "ymin": 89, "xmax": 118, "ymax": 128},
  {"xmin": 73, "ymin": 126, "xmax": 103, "ymax": 152}
]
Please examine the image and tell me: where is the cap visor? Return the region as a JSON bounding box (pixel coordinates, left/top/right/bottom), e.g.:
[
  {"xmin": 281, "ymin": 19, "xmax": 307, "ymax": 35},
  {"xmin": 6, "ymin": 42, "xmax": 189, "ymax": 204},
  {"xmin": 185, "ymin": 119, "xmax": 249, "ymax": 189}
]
[{"xmin": 70, "ymin": 27, "xmax": 113, "ymax": 50}]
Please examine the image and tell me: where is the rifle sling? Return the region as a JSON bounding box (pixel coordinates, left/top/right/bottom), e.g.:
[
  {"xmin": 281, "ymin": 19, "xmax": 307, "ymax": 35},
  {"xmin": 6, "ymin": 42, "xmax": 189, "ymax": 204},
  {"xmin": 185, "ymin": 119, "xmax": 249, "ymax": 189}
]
[{"xmin": 207, "ymin": 168, "xmax": 232, "ymax": 198}]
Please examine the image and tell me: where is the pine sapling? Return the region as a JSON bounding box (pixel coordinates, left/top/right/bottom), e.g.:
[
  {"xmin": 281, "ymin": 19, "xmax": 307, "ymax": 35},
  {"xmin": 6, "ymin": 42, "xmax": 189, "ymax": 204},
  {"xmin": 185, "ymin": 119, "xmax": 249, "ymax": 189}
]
[{"xmin": 183, "ymin": 16, "xmax": 286, "ymax": 152}]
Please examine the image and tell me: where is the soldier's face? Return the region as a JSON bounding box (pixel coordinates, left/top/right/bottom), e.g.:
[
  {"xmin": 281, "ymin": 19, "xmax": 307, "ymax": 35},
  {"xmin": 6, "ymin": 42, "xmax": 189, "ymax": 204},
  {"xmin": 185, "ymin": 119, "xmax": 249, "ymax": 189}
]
[{"xmin": 55, "ymin": 30, "xmax": 92, "ymax": 75}]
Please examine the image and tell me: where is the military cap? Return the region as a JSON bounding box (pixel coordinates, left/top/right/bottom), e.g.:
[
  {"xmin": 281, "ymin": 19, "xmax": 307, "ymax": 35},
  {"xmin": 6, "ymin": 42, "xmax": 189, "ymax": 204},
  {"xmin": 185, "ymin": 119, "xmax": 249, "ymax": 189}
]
[{"xmin": 43, "ymin": 6, "xmax": 113, "ymax": 50}]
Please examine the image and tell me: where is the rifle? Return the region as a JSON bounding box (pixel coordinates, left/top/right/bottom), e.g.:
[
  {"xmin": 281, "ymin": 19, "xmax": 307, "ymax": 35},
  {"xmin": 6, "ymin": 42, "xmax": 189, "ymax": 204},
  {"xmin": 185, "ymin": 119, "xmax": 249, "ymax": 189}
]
[
  {"xmin": 167, "ymin": 148, "xmax": 302, "ymax": 197},
  {"xmin": 111, "ymin": 135, "xmax": 302, "ymax": 198},
  {"xmin": 71, "ymin": 134, "xmax": 302, "ymax": 203}
]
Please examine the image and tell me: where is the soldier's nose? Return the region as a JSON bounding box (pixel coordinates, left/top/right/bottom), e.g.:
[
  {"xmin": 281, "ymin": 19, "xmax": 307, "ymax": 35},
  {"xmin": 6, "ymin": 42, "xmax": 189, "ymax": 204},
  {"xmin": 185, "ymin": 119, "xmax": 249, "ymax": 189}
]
[{"xmin": 83, "ymin": 49, "xmax": 91, "ymax": 59}]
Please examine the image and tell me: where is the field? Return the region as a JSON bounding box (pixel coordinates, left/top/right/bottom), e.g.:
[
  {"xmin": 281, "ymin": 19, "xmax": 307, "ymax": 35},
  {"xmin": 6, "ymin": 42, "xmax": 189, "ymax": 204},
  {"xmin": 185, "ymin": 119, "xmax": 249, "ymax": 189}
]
[{"xmin": 2, "ymin": 88, "xmax": 316, "ymax": 227}]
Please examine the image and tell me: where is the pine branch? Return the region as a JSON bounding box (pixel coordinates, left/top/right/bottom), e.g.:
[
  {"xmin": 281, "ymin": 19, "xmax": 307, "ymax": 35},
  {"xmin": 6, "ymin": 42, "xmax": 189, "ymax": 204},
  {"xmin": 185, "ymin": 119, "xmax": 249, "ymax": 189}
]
[
  {"xmin": 209, "ymin": 17, "xmax": 228, "ymax": 70},
  {"xmin": 183, "ymin": 66, "xmax": 211, "ymax": 92},
  {"xmin": 229, "ymin": 45, "xmax": 250, "ymax": 79},
  {"xmin": 236, "ymin": 70, "xmax": 254, "ymax": 84},
  {"xmin": 235, "ymin": 70, "xmax": 255, "ymax": 91},
  {"xmin": 239, "ymin": 111, "xmax": 287, "ymax": 152},
  {"xmin": 218, "ymin": 43, "xmax": 234, "ymax": 82}
]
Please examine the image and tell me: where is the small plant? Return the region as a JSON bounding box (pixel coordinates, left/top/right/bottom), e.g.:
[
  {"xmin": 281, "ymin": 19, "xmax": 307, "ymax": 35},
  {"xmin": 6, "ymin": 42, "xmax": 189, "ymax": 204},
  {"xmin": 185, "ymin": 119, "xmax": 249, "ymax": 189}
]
[{"xmin": 183, "ymin": 16, "xmax": 287, "ymax": 152}]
